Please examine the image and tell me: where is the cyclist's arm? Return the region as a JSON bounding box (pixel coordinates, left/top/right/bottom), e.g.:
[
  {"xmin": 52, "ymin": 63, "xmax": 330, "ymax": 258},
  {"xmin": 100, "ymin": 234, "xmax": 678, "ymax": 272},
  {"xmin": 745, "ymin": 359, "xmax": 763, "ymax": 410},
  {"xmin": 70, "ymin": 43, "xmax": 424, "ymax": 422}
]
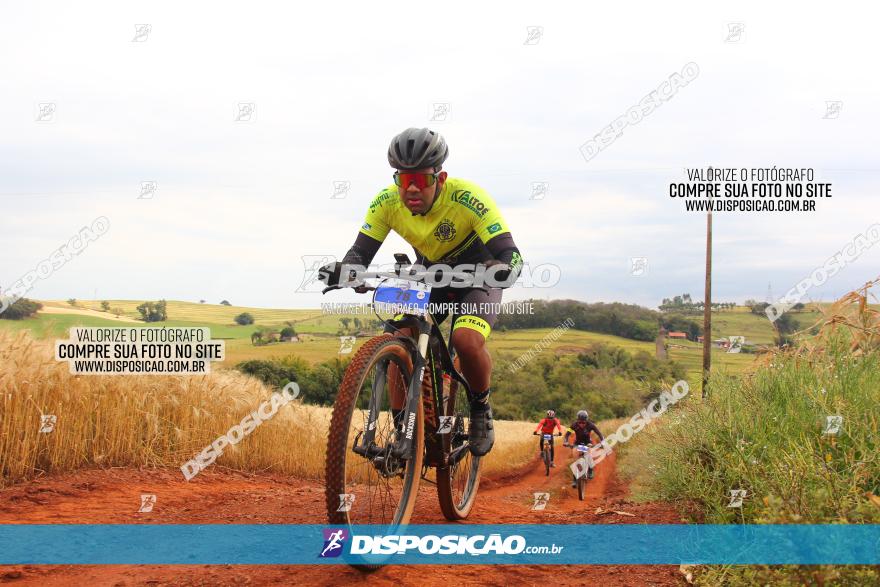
[
  {"xmin": 587, "ymin": 421, "xmax": 605, "ymax": 443},
  {"xmin": 554, "ymin": 418, "xmax": 564, "ymax": 434},
  {"xmin": 534, "ymin": 419, "xmax": 546, "ymax": 433},
  {"xmin": 484, "ymin": 233, "xmax": 522, "ymax": 288},
  {"xmin": 340, "ymin": 232, "xmax": 382, "ymax": 267},
  {"xmin": 470, "ymin": 188, "xmax": 523, "ymax": 287}
]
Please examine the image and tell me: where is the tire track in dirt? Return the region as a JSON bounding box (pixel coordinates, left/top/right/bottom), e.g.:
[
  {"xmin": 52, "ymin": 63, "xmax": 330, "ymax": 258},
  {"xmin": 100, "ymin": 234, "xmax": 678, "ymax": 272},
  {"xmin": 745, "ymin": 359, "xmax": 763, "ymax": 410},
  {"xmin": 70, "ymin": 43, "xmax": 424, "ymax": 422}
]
[{"xmin": 0, "ymin": 451, "xmax": 685, "ymax": 586}]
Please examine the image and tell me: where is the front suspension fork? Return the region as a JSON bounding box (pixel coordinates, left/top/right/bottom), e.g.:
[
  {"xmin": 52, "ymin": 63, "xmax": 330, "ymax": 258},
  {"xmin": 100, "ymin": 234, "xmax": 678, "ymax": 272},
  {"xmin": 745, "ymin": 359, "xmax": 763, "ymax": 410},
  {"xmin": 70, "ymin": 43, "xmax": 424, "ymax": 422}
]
[{"xmin": 390, "ymin": 329, "xmax": 429, "ymax": 458}]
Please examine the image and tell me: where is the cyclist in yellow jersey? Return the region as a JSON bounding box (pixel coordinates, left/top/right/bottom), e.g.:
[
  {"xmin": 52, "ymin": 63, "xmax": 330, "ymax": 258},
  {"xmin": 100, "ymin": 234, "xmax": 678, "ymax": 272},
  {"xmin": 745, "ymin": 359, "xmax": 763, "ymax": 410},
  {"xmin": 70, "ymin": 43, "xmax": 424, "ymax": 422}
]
[{"xmin": 318, "ymin": 127, "xmax": 523, "ymax": 456}]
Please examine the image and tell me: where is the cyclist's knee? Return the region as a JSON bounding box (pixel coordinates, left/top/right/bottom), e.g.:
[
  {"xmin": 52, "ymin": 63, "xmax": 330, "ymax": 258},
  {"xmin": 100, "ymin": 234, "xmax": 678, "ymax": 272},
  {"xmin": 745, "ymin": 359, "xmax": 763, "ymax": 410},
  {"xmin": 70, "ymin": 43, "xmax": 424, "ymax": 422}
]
[{"xmin": 451, "ymin": 327, "xmax": 485, "ymax": 357}]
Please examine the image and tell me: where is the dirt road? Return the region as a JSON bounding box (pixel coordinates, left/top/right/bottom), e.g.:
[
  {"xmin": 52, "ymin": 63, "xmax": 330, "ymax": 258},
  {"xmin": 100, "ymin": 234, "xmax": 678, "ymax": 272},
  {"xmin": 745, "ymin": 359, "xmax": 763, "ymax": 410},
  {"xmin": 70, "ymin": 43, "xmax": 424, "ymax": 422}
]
[{"xmin": 0, "ymin": 452, "xmax": 685, "ymax": 586}]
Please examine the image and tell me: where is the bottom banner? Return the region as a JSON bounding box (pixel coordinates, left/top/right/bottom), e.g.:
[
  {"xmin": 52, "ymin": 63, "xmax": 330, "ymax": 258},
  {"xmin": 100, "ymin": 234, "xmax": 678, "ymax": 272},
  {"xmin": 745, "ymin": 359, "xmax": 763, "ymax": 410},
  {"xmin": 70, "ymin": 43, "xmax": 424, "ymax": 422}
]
[{"xmin": 0, "ymin": 524, "xmax": 877, "ymax": 565}]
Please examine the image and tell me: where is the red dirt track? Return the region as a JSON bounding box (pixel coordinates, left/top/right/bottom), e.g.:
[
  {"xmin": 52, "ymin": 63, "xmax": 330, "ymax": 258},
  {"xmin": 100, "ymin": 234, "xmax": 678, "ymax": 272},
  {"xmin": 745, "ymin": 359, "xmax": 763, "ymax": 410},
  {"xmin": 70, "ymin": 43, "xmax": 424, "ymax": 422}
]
[{"xmin": 0, "ymin": 452, "xmax": 685, "ymax": 586}]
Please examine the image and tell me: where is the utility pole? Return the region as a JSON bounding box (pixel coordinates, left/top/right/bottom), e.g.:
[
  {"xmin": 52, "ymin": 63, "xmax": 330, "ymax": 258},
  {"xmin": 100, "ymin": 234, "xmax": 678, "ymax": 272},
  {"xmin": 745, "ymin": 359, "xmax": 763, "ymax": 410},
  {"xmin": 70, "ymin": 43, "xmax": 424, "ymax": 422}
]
[{"xmin": 702, "ymin": 212, "xmax": 712, "ymax": 398}]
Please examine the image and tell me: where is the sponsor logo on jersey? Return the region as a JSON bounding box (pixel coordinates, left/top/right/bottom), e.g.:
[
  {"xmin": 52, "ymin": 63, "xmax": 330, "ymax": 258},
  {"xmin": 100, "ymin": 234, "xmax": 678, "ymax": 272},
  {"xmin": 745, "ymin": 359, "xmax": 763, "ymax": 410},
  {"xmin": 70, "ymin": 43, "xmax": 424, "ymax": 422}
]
[
  {"xmin": 433, "ymin": 219, "xmax": 457, "ymax": 242},
  {"xmin": 450, "ymin": 190, "xmax": 491, "ymax": 218},
  {"xmin": 369, "ymin": 190, "xmax": 395, "ymax": 213}
]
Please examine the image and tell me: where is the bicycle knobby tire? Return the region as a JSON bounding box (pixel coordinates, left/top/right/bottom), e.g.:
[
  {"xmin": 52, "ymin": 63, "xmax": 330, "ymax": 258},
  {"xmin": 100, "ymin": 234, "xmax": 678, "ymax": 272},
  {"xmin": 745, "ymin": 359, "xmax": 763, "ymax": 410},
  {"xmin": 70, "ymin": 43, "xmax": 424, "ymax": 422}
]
[{"xmin": 325, "ymin": 334, "xmax": 424, "ymax": 526}]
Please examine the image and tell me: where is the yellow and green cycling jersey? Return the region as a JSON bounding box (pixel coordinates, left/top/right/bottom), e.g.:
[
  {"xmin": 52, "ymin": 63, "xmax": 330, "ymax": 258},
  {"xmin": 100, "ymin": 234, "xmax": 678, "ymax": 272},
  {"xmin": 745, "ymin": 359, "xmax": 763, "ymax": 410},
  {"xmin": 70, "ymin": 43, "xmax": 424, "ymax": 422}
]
[{"xmin": 358, "ymin": 177, "xmax": 511, "ymax": 265}]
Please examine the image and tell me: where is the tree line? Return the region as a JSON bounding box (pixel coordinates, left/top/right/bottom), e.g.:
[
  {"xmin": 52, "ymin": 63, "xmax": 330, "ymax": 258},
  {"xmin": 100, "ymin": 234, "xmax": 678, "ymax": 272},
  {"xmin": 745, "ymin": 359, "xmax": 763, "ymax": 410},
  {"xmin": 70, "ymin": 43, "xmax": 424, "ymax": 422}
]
[
  {"xmin": 234, "ymin": 341, "xmax": 686, "ymax": 423},
  {"xmin": 495, "ymin": 299, "xmax": 703, "ymax": 342}
]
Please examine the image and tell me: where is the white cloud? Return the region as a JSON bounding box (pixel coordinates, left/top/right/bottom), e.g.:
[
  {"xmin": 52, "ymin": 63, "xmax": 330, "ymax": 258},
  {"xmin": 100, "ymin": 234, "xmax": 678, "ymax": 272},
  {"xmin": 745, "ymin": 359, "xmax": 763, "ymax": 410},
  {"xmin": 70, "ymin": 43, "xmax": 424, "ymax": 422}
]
[{"xmin": 2, "ymin": 1, "xmax": 878, "ymax": 308}]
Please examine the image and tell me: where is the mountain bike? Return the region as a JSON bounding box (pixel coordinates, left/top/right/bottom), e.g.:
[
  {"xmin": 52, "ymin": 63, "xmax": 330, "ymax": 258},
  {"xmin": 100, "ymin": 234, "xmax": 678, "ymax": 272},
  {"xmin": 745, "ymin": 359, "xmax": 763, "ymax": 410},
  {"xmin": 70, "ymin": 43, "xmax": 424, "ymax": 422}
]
[
  {"xmin": 538, "ymin": 433, "xmax": 553, "ymax": 476},
  {"xmin": 324, "ymin": 258, "xmax": 484, "ymax": 545},
  {"xmin": 566, "ymin": 442, "xmax": 594, "ymax": 501}
]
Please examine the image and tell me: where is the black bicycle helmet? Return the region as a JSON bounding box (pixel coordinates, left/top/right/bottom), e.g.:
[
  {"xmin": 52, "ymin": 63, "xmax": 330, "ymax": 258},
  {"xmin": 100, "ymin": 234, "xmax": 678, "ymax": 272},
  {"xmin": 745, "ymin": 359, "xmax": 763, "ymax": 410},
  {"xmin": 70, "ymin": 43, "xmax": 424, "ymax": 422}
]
[{"xmin": 387, "ymin": 127, "xmax": 449, "ymax": 170}]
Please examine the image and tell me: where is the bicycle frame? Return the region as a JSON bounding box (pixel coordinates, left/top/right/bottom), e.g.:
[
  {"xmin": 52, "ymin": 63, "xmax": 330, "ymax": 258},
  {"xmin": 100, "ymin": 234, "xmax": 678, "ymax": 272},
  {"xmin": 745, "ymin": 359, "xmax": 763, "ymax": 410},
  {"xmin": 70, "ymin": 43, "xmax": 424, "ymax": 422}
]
[{"xmin": 335, "ymin": 267, "xmax": 477, "ymax": 465}]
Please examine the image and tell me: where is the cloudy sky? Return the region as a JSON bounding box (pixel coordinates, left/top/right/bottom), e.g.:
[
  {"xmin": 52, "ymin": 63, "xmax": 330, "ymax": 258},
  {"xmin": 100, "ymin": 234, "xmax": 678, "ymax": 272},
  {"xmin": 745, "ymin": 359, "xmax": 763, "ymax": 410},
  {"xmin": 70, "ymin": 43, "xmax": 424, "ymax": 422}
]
[{"xmin": 2, "ymin": 1, "xmax": 878, "ymax": 310}]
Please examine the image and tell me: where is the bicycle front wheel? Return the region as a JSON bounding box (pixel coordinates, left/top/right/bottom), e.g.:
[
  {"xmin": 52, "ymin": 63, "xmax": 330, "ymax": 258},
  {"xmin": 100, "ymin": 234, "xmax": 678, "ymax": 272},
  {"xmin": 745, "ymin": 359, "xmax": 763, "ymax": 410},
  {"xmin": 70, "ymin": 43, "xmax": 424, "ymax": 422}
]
[
  {"xmin": 325, "ymin": 334, "xmax": 424, "ymax": 528},
  {"xmin": 436, "ymin": 373, "xmax": 482, "ymax": 520}
]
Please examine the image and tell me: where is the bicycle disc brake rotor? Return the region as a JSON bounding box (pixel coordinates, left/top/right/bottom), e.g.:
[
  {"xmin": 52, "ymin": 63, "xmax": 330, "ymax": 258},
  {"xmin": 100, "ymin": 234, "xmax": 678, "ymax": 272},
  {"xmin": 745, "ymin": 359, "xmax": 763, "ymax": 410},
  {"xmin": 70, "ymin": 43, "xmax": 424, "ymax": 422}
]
[{"xmin": 374, "ymin": 444, "xmax": 404, "ymax": 478}]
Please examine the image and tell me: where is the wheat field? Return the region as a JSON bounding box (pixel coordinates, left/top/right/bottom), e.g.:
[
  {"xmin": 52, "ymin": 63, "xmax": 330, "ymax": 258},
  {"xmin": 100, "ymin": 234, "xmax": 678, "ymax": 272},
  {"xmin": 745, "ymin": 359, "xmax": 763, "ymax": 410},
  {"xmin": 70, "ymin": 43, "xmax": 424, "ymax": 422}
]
[{"xmin": 0, "ymin": 329, "xmax": 536, "ymax": 487}]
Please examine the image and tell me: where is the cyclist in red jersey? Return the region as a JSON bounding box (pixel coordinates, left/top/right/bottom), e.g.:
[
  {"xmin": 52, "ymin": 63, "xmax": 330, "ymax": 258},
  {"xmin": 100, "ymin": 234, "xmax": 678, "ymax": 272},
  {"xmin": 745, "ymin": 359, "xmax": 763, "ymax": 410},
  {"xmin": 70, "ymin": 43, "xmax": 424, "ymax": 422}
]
[{"xmin": 532, "ymin": 409, "xmax": 564, "ymax": 466}]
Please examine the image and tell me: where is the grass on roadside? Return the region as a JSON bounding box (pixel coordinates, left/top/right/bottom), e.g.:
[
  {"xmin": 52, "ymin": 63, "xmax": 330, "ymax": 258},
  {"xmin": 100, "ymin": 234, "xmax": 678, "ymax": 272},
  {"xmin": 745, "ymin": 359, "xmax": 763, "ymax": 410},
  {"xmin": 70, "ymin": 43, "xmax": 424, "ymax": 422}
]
[{"xmin": 643, "ymin": 280, "xmax": 880, "ymax": 585}]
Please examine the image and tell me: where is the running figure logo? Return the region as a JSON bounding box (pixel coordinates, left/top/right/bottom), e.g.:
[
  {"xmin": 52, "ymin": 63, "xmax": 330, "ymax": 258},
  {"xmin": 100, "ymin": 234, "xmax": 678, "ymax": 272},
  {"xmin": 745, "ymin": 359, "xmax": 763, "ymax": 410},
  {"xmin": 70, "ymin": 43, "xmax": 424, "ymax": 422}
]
[
  {"xmin": 319, "ymin": 528, "xmax": 349, "ymax": 558},
  {"xmin": 630, "ymin": 256, "xmax": 648, "ymax": 276},
  {"xmin": 337, "ymin": 493, "xmax": 356, "ymax": 512},
  {"xmin": 727, "ymin": 489, "xmax": 747, "ymax": 508},
  {"xmin": 727, "ymin": 336, "xmax": 745, "ymax": 353},
  {"xmin": 339, "ymin": 336, "xmax": 356, "ymax": 354},
  {"xmin": 532, "ymin": 492, "xmax": 550, "ymax": 511},
  {"xmin": 823, "ymin": 415, "xmax": 843, "ymax": 435},
  {"xmin": 437, "ymin": 416, "xmax": 454, "ymax": 435},
  {"xmin": 138, "ymin": 494, "xmax": 156, "ymax": 513},
  {"xmin": 296, "ymin": 255, "xmax": 336, "ymax": 292},
  {"xmin": 39, "ymin": 414, "xmax": 57, "ymax": 433}
]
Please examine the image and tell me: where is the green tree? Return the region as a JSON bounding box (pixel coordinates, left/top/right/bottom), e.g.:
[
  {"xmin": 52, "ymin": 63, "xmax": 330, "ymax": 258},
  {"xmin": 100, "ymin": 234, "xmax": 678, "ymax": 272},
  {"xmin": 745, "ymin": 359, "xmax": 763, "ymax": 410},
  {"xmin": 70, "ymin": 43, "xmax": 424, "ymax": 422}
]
[
  {"xmin": 235, "ymin": 312, "xmax": 255, "ymax": 325},
  {"xmin": 100, "ymin": 301, "xmax": 111, "ymax": 312},
  {"xmin": 67, "ymin": 298, "xmax": 77, "ymax": 307},
  {"xmin": 220, "ymin": 300, "xmax": 231, "ymax": 306},
  {"xmin": 0, "ymin": 298, "xmax": 43, "ymax": 320},
  {"xmin": 773, "ymin": 313, "xmax": 798, "ymax": 346},
  {"xmin": 136, "ymin": 300, "xmax": 168, "ymax": 322}
]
